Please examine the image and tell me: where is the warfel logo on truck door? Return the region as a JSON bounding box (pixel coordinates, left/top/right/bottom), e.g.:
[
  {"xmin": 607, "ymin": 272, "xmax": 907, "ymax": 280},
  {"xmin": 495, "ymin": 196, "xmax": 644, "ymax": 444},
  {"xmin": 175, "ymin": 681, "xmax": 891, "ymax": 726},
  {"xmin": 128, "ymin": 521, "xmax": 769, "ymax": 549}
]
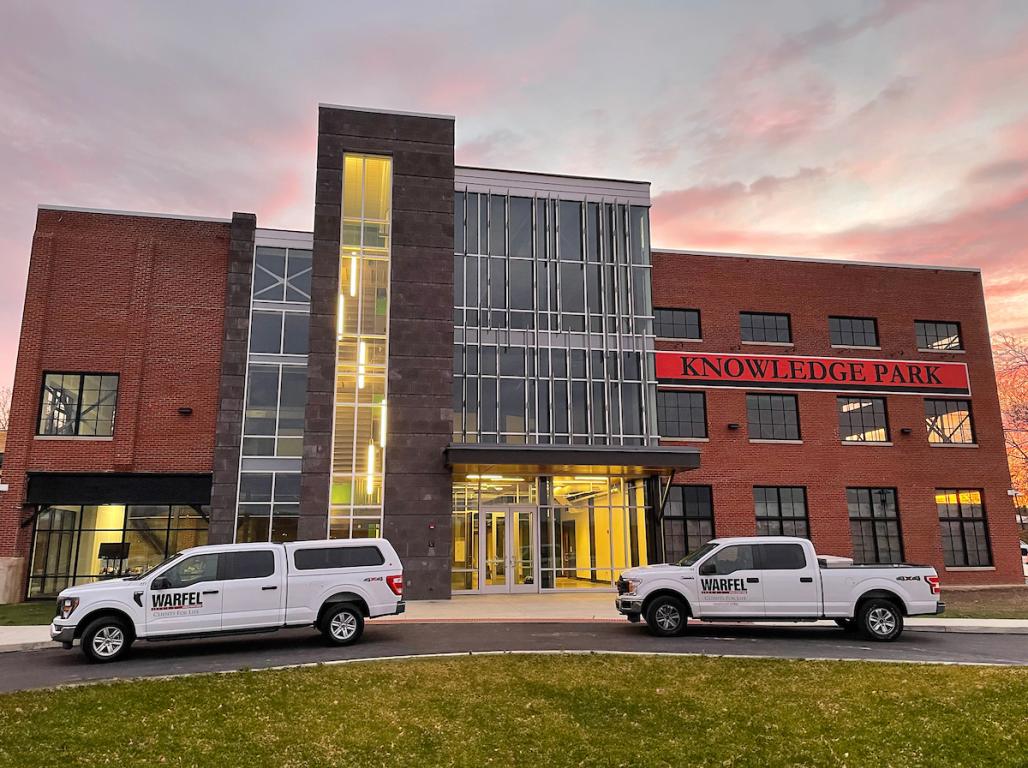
[
  {"xmin": 151, "ymin": 592, "xmax": 203, "ymax": 611},
  {"xmin": 655, "ymin": 351, "xmax": 970, "ymax": 396}
]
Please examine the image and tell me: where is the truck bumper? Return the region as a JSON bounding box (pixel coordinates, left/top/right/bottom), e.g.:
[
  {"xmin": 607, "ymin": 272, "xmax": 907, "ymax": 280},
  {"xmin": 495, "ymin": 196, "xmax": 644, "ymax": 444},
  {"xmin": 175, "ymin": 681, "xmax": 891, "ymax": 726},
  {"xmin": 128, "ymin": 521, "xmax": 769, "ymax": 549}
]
[
  {"xmin": 935, "ymin": 601, "xmax": 946, "ymax": 615},
  {"xmin": 616, "ymin": 596, "xmax": 643, "ymax": 617},
  {"xmin": 393, "ymin": 601, "xmax": 406, "ymax": 616},
  {"xmin": 49, "ymin": 622, "xmax": 76, "ymax": 647}
]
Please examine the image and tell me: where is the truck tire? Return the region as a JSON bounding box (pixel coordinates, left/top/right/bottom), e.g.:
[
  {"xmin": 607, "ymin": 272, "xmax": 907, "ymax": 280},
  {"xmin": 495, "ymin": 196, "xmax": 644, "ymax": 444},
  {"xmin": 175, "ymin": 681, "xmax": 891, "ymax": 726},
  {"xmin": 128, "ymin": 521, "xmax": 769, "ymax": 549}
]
[
  {"xmin": 834, "ymin": 618, "xmax": 858, "ymax": 632},
  {"xmin": 644, "ymin": 595, "xmax": 688, "ymax": 637},
  {"xmin": 857, "ymin": 598, "xmax": 904, "ymax": 642},
  {"xmin": 80, "ymin": 616, "xmax": 133, "ymax": 663},
  {"xmin": 321, "ymin": 603, "xmax": 365, "ymax": 646}
]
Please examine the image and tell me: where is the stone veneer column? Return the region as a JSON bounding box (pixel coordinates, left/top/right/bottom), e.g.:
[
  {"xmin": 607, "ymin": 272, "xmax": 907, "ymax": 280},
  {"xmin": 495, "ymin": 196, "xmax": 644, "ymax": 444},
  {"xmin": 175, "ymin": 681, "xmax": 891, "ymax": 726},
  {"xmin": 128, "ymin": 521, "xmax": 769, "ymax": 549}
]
[
  {"xmin": 209, "ymin": 212, "xmax": 257, "ymax": 543},
  {"xmin": 300, "ymin": 106, "xmax": 454, "ymax": 599}
]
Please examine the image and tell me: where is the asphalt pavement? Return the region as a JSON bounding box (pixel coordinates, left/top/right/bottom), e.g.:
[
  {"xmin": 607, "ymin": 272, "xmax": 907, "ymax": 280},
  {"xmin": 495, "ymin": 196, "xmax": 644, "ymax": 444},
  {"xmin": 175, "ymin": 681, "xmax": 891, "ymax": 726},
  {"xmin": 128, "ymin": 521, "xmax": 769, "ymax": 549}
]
[{"xmin": 1, "ymin": 620, "xmax": 1026, "ymax": 693}]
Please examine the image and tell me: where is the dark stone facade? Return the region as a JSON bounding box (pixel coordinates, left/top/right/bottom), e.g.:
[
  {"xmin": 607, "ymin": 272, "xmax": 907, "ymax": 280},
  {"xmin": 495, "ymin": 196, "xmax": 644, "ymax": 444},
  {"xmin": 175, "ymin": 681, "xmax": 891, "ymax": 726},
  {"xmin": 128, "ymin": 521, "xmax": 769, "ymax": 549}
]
[
  {"xmin": 300, "ymin": 107, "xmax": 455, "ymax": 599},
  {"xmin": 209, "ymin": 212, "xmax": 257, "ymax": 543}
]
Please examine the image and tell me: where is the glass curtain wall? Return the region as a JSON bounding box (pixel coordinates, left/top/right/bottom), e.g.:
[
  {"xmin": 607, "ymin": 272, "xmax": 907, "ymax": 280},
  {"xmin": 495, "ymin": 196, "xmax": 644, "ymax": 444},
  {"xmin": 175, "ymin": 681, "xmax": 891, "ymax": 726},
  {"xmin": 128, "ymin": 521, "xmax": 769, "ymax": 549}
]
[
  {"xmin": 452, "ymin": 191, "xmax": 656, "ymax": 447},
  {"xmin": 29, "ymin": 504, "xmax": 209, "ymax": 597},
  {"xmin": 330, "ymin": 155, "xmax": 393, "ymax": 538}
]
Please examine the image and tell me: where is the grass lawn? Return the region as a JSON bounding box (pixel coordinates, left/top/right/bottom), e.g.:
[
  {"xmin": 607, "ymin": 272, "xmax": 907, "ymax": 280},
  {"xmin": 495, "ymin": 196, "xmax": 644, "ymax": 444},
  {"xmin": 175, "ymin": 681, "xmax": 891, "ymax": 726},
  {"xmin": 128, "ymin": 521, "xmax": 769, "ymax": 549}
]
[
  {"xmin": 0, "ymin": 655, "xmax": 1026, "ymax": 768},
  {"xmin": 942, "ymin": 586, "xmax": 1028, "ymax": 619},
  {"xmin": 0, "ymin": 602, "xmax": 52, "ymax": 627}
]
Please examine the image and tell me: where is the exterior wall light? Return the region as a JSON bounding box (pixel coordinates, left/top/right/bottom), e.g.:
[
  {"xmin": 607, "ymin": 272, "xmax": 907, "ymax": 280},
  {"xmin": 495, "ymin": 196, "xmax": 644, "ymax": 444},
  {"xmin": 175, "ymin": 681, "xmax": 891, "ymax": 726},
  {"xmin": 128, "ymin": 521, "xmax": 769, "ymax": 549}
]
[
  {"xmin": 177, "ymin": 407, "xmax": 193, "ymax": 416},
  {"xmin": 900, "ymin": 427, "xmax": 913, "ymax": 435},
  {"xmin": 727, "ymin": 423, "xmax": 740, "ymax": 430}
]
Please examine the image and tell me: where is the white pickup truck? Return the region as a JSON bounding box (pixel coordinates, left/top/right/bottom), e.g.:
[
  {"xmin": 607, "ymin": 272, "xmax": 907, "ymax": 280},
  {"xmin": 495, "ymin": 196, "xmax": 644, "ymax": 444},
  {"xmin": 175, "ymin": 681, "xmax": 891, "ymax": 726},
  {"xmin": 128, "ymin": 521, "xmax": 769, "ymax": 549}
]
[
  {"xmin": 50, "ymin": 538, "xmax": 405, "ymax": 662},
  {"xmin": 616, "ymin": 537, "xmax": 942, "ymax": 641}
]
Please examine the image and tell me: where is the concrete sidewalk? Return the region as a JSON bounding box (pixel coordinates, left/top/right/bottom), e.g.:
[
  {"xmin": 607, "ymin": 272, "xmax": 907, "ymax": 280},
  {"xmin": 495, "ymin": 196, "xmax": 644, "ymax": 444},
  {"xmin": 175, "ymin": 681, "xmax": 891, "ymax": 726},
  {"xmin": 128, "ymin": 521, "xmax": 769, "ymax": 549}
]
[{"xmin": 4, "ymin": 593, "xmax": 1027, "ymax": 652}]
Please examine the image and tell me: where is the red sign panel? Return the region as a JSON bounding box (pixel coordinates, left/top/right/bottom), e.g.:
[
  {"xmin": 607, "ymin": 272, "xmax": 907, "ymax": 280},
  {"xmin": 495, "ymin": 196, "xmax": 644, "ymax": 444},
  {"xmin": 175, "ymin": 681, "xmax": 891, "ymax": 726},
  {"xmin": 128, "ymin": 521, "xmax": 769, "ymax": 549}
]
[{"xmin": 655, "ymin": 351, "xmax": 970, "ymax": 396}]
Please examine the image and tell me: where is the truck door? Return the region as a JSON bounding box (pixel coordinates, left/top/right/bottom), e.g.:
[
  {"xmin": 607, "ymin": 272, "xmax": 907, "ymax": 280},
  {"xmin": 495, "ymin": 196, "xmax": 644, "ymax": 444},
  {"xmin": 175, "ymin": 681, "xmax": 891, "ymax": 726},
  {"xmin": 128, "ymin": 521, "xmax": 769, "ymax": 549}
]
[
  {"xmin": 146, "ymin": 552, "xmax": 223, "ymax": 636},
  {"xmin": 220, "ymin": 549, "xmax": 284, "ymax": 630},
  {"xmin": 695, "ymin": 544, "xmax": 764, "ymax": 617},
  {"xmin": 759, "ymin": 542, "xmax": 819, "ymax": 617}
]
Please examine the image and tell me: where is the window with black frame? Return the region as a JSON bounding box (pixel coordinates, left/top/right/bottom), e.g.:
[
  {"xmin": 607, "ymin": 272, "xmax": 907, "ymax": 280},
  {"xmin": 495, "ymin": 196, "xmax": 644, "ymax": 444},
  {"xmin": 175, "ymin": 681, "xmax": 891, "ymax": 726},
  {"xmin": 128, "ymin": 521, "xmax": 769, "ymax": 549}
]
[
  {"xmin": 654, "ymin": 308, "xmax": 701, "ymax": 339},
  {"xmin": 916, "ymin": 320, "xmax": 962, "ymax": 351},
  {"xmin": 740, "ymin": 312, "xmax": 791, "ymax": 343},
  {"xmin": 837, "ymin": 397, "xmax": 890, "ymax": 442},
  {"xmin": 936, "ymin": 489, "xmax": 991, "ymax": 566},
  {"xmin": 656, "ymin": 390, "xmax": 707, "ymax": 438},
  {"xmin": 662, "ymin": 486, "xmax": 714, "ymax": 561},
  {"xmin": 754, "ymin": 486, "xmax": 809, "ymax": 537},
  {"xmin": 37, "ymin": 373, "xmax": 119, "ymax": 437},
  {"xmin": 747, "ymin": 394, "xmax": 800, "ymax": 440},
  {"xmin": 924, "ymin": 399, "xmax": 975, "ymax": 444},
  {"xmin": 829, "ymin": 316, "xmax": 878, "ymax": 347},
  {"xmin": 847, "ymin": 488, "xmax": 903, "ymax": 563}
]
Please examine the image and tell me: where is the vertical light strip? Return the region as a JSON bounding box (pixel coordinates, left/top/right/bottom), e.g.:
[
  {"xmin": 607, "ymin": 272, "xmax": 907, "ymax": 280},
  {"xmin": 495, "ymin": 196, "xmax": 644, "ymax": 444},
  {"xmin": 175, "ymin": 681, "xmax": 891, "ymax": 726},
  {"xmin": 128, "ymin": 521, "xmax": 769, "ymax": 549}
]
[{"xmin": 329, "ymin": 154, "xmax": 392, "ymax": 539}]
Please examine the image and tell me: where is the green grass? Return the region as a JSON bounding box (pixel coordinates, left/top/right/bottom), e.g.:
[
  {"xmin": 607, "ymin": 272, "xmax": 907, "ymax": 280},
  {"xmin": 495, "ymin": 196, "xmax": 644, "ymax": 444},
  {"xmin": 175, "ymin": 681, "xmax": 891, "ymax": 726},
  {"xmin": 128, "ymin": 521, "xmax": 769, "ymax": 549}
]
[
  {"xmin": 0, "ymin": 602, "xmax": 52, "ymax": 627},
  {"xmin": 942, "ymin": 586, "xmax": 1028, "ymax": 619},
  {"xmin": 0, "ymin": 655, "xmax": 1025, "ymax": 768}
]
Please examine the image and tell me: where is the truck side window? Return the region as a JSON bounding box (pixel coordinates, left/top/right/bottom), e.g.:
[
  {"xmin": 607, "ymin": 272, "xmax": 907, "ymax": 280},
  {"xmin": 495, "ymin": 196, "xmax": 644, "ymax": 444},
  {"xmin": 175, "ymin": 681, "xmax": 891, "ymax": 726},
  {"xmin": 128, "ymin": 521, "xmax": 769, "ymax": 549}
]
[
  {"xmin": 159, "ymin": 554, "xmax": 219, "ymax": 589},
  {"xmin": 760, "ymin": 543, "xmax": 807, "ymax": 570},
  {"xmin": 699, "ymin": 545, "xmax": 755, "ymax": 575},
  {"xmin": 294, "ymin": 546, "xmax": 385, "ymax": 570},
  {"xmin": 220, "ymin": 551, "xmax": 276, "ymax": 580}
]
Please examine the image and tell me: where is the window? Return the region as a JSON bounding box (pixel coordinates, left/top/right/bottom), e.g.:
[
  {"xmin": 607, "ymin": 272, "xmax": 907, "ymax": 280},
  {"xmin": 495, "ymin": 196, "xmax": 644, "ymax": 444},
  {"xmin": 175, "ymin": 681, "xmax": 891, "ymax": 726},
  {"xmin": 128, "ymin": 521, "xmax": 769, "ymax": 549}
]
[
  {"xmin": 747, "ymin": 394, "xmax": 800, "ymax": 440},
  {"xmin": 38, "ymin": 373, "xmax": 119, "ymax": 437},
  {"xmin": 759, "ymin": 543, "xmax": 807, "ymax": 569},
  {"xmin": 829, "ymin": 316, "xmax": 878, "ymax": 347},
  {"xmin": 657, "ymin": 391, "xmax": 707, "ymax": 438},
  {"xmin": 936, "ymin": 490, "xmax": 991, "ymax": 567},
  {"xmin": 916, "ymin": 321, "xmax": 962, "ymax": 351},
  {"xmin": 837, "ymin": 397, "xmax": 890, "ymax": 442},
  {"xmin": 252, "ymin": 247, "xmax": 312, "ymax": 303},
  {"xmin": 250, "ymin": 310, "xmax": 309, "ymax": 355},
  {"xmin": 699, "ymin": 544, "xmax": 756, "ymax": 575},
  {"xmin": 741, "ymin": 312, "xmax": 791, "ymax": 343},
  {"xmin": 663, "ymin": 486, "xmax": 714, "ymax": 561},
  {"xmin": 220, "ymin": 550, "xmax": 276, "ymax": 580},
  {"xmin": 925, "ymin": 399, "xmax": 975, "ymax": 444},
  {"xmin": 654, "ymin": 308, "xmax": 701, "ymax": 339},
  {"xmin": 158, "ymin": 553, "xmax": 219, "ymax": 589},
  {"xmin": 847, "ymin": 488, "xmax": 903, "ymax": 564},
  {"xmin": 754, "ymin": 487, "xmax": 809, "ymax": 537},
  {"xmin": 293, "ymin": 545, "xmax": 385, "ymax": 570}
]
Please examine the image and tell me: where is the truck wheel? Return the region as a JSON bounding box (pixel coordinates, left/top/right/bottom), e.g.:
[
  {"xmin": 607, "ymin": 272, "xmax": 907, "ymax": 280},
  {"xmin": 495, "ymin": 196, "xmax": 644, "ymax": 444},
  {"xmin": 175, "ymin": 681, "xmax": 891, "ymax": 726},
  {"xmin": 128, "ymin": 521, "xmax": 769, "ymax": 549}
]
[
  {"xmin": 321, "ymin": 603, "xmax": 365, "ymax": 646},
  {"xmin": 644, "ymin": 595, "xmax": 688, "ymax": 637},
  {"xmin": 80, "ymin": 617, "xmax": 133, "ymax": 663},
  {"xmin": 834, "ymin": 618, "xmax": 858, "ymax": 632},
  {"xmin": 858, "ymin": 599, "xmax": 904, "ymax": 642}
]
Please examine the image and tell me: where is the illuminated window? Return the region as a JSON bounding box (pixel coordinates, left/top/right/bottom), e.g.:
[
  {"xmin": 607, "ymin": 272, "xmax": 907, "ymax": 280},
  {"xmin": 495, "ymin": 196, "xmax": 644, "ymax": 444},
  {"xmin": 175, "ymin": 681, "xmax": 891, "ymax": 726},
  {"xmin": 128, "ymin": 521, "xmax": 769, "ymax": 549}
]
[
  {"xmin": 925, "ymin": 399, "xmax": 975, "ymax": 444},
  {"xmin": 837, "ymin": 397, "xmax": 890, "ymax": 442},
  {"xmin": 37, "ymin": 373, "xmax": 118, "ymax": 437},
  {"xmin": 331, "ymin": 155, "xmax": 392, "ymax": 537},
  {"xmin": 847, "ymin": 488, "xmax": 902, "ymax": 563},
  {"xmin": 936, "ymin": 489, "xmax": 991, "ymax": 566},
  {"xmin": 916, "ymin": 320, "xmax": 962, "ymax": 351}
]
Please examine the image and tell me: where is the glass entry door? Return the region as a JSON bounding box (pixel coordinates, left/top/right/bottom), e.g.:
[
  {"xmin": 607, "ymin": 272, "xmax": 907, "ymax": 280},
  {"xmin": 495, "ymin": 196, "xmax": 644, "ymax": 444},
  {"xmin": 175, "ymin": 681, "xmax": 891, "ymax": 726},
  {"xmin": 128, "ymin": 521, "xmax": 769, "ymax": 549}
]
[{"xmin": 481, "ymin": 505, "xmax": 537, "ymax": 593}]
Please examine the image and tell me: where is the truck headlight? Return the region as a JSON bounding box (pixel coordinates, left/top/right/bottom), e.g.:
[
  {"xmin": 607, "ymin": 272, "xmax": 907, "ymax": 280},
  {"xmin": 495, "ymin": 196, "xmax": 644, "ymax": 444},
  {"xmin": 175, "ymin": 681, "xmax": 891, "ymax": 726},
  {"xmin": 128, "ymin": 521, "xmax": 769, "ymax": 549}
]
[
  {"xmin": 57, "ymin": 597, "xmax": 79, "ymax": 620},
  {"xmin": 626, "ymin": 580, "xmax": 640, "ymax": 594}
]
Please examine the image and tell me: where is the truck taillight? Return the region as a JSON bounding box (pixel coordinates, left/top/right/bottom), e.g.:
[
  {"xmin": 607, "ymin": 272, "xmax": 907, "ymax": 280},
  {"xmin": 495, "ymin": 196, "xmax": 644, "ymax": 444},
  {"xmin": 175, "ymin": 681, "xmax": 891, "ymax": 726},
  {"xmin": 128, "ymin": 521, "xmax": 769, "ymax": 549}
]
[
  {"xmin": 926, "ymin": 575, "xmax": 940, "ymax": 595},
  {"xmin": 386, "ymin": 575, "xmax": 403, "ymax": 596}
]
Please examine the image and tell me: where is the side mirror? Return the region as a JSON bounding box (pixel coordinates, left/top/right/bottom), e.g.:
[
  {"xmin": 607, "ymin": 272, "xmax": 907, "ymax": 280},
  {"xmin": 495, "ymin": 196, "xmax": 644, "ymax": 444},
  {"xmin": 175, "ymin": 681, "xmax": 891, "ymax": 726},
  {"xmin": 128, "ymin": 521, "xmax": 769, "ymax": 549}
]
[
  {"xmin": 699, "ymin": 561, "xmax": 715, "ymax": 576},
  {"xmin": 151, "ymin": 576, "xmax": 171, "ymax": 591}
]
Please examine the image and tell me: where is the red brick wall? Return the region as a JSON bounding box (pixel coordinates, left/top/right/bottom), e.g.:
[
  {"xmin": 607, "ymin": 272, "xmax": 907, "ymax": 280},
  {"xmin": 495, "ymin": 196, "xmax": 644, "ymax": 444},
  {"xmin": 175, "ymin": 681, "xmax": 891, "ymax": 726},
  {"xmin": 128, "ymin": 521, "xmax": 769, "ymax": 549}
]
[
  {"xmin": 651, "ymin": 251, "xmax": 1022, "ymax": 586},
  {"xmin": 0, "ymin": 209, "xmax": 231, "ymax": 561}
]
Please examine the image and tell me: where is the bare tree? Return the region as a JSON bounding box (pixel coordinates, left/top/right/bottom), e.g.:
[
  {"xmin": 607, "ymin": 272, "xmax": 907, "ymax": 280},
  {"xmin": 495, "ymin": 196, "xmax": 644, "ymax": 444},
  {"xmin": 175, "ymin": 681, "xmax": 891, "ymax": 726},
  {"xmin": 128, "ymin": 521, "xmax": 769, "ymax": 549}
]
[
  {"xmin": 994, "ymin": 334, "xmax": 1028, "ymax": 515},
  {"xmin": 0, "ymin": 384, "xmax": 11, "ymax": 432}
]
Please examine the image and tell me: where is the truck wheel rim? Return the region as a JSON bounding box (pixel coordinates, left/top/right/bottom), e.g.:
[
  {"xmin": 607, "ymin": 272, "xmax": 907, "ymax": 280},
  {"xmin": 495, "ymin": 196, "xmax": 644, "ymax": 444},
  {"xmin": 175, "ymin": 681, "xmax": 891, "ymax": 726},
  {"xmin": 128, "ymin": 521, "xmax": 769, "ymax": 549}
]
[
  {"xmin": 92, "ymin": 626, "xmax": 124, "ymax": 657},
  {"xmin": 868, "ymin": 608, "xmax": 896, "ymax": 636},
  {"xmin": 655, "ymin": 604, "xmax": 681, "ymax": 631},
  {"xmin": 330, "ymin": 612, "xmax": 357, "ymax": 640}
]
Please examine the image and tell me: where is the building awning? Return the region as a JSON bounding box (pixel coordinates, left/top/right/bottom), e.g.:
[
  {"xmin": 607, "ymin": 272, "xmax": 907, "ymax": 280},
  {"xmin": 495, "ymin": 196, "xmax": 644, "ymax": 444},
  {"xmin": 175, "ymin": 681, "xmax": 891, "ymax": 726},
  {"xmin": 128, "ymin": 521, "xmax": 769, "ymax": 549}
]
[
  {"xmin": 24, "ymin": 472, "xmax": 212, "ymax": 507},
  {"xmin": 444, "ymin": 443, "xmax": 700, "ymax": 477}
]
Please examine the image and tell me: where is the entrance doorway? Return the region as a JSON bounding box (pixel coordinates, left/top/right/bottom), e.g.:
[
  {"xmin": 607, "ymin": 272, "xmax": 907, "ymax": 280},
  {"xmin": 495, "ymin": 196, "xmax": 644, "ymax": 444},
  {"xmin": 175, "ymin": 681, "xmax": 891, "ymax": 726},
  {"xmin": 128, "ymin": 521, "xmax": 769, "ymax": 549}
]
[{"xmin": 481, "ymin": 505, "xmax": 537, "ymax": 593}]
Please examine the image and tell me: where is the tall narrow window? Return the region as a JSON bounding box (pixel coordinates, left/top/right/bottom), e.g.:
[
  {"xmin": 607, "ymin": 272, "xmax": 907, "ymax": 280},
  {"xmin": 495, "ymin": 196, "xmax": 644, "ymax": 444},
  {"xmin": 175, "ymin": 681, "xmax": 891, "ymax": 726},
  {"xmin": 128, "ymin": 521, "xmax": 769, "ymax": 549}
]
[
  {"xmin": 925, "ymin": 399, "xmax": 975, "ymax": 444},
  {"xmin": 837, "ymin": 397, "xmax": 890, "ymax": 442},
  {"xmin": 847, "ymin": 488, "xmax": 903, "ymax": 563},
  {"xmin": 936, "ymin": 490, "xmax": 991, "ymax": 566},
  {"xmin": 916, "ymin": 321, "xmax": 962, "ymax": 351},
  {"xmin": 662, "ymin": 486, "xmax": 714, "ymax": 561},
  {"xmin": 38, "ymin": 373, "xmax": 119, "ymax": 437},
  {"xmin": 753, "ymin": 486, "xmax": 809, "ymax": 537},
  {"xmin": 331, "ymin": 154, "xmax": 392, "ymax": 539}
]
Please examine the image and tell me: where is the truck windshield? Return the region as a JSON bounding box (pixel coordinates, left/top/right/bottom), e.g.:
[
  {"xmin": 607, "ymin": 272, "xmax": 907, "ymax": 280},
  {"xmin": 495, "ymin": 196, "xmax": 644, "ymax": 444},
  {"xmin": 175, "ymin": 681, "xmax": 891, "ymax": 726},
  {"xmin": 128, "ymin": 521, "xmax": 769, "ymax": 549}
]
[
  {"xmin": 125, "ymin": 553, "xmax": 182, "ymax": 581},
  {"xmin": 675, "ymin": 542, "xmax": 718, "ymax": 567}
]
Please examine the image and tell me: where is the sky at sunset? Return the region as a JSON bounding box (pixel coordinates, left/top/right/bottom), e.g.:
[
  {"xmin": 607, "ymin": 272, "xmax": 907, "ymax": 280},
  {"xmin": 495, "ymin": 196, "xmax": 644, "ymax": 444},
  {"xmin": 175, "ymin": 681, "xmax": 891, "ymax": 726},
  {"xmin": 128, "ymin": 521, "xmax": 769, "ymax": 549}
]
[{"xmin": 2, "ymin": 0, "xmax": 1028, "ymax": 392}]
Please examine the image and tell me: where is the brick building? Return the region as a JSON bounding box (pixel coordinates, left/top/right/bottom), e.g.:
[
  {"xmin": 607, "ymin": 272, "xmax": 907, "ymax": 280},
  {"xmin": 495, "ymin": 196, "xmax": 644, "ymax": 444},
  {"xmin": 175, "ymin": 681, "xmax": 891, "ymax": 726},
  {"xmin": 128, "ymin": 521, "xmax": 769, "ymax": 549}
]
[{"xmin": 0, "ymin": 105, "xmax": 1021, "ymax": 603}]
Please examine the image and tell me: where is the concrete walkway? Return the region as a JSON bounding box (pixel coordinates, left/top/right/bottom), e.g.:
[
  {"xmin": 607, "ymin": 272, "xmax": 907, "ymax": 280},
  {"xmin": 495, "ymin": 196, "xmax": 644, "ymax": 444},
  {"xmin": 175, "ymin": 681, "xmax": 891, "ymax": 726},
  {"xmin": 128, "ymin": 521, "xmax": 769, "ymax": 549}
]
[{"xmin": 4, "ymin": 593, "xmax": 1027, "ymax": 652}]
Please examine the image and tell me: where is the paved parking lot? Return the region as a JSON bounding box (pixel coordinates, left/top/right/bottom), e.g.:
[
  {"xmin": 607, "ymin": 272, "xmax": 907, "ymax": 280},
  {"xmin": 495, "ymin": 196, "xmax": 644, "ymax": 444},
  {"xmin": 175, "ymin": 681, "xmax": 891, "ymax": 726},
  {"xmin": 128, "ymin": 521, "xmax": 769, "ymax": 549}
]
[{"xmin": 1, "ymin": 620, "xmax": 1026, "ymax": 693}]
